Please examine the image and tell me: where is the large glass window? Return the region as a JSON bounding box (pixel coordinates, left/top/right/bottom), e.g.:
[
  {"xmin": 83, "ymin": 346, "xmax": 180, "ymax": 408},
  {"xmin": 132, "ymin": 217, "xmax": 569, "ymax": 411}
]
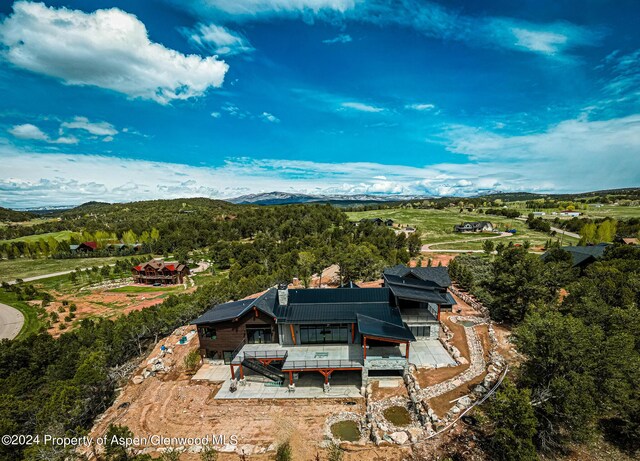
[
  {"xmin": 246, "ymin": 326, "xmax": 273, "ymax": 344},
  {"xmin": 299, "ymin": 324, "xmax": 349, "ymax": 344},
  {"xmin": 199, "ymin": 326, "xmax": 216, "ymax": 339}
]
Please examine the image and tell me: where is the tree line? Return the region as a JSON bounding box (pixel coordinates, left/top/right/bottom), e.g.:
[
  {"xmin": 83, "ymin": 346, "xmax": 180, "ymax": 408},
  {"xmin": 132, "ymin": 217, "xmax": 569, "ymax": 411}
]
[{"xmin": 450, "ymin": 245, "xmax": 640, "ymax": 459}]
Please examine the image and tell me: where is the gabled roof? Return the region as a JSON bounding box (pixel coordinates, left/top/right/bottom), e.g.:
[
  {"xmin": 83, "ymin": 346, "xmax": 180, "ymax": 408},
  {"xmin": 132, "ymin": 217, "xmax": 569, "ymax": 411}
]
[
  {"xmin": 542, "ymin": 243, "xmax": 610, "ymax": 268},
  {"xmin": 387, "ymin": 283, "xmax": 450, "ymax": 304},
  {"xmin": 357, "ymin": 314, "xmax": 415, "ymax": 342},
  {"xmin": 384, "ymin": 265, "xmax": 451, "ymax": 288},
  {"xmin": 192, "ymin": 288, "xmax": 277, "ymax": 325},
  {"xmin": 133, "ymin": 259, "xmax": 187, "ymax": 273}
]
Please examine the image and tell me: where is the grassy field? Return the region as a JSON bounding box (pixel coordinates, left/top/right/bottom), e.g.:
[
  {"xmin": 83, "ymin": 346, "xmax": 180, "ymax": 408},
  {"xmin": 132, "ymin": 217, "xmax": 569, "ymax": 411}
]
[
  {"xmin": 0, "ymin": 290, "xmax": 45, "ymax": 339},
  {"xmin": 347, "ymin": 208, "xmax": 579, "ymax": 249},
  {"xmin": 486, "ymin": 203, "xmax": 640, "ymax": 220},
  {"xmin": 0, "ymin": 255, "xmax": 136, "ymax": 283},
  {"xmin": 0, "ymin": 230, "xmax": 80, "ymax": 244}
]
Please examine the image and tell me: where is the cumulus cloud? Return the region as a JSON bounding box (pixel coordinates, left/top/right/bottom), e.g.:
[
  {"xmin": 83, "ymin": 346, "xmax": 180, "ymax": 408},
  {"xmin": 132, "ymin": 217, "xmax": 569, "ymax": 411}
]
[
  {"xmin": 341, "ymin": 101, "xmax": 384, "ymax": 112},
  {"xmin": 406, "ymin": 103, "xmax": 435, "ymax": 111},
  {"xmin": 8, "ymin": 123, "xmax": 78, "ymax": 144},
  {"xmin": 185, "ymin": 23, "xmax": 254, "ymax": 55},
  {"xmin": 0, "ymin": 1, "xmax": 229, "ymax": 104},
  {"xmin": 60, "ymin": 116, "xmax": 118, "ymax": 137},
  {"xmin": 323, "ymin": 34, "xmax": 352, "ymax": 44},
  {"xmin": 260, "ymin": 112, "xmax": 280, "ymax": 123}
]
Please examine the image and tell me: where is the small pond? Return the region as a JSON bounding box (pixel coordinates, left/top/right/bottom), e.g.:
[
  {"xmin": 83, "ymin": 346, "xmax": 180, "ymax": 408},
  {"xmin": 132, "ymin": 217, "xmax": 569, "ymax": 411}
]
[
  {"xmin": 330, "ymin": 420, "xmax": 361, "ymax": 442},
  {"xmin": 459, "ymin": 320, "xmax": 477, "ymax": 327},
  {"xmin": 383, "ymin": 406, "xmax": 412, "ymax": 427}
]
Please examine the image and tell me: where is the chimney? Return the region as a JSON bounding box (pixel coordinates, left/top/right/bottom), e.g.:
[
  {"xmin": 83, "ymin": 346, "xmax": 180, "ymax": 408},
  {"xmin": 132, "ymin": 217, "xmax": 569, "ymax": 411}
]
[{"xmin": 277, "ymin": 283, "xmax": 289, "ymax": 307}]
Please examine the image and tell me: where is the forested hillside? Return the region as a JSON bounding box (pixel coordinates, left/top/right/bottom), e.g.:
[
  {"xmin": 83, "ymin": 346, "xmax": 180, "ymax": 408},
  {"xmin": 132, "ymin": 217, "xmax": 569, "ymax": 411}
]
[
  {"xmin": 450, "ymin": 244, "xmax": 640, "ymax": 459},
  {"xmin": 0, "ymin": 206, "xmax": 34, "ymax": 222}
]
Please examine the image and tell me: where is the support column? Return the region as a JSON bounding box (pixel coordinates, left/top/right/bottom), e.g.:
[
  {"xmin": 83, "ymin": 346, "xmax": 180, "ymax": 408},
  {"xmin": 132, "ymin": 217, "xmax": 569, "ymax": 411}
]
[
  {"xmin": 239, "ymin": 364, "xmax": 245, "ymax": 380},
  {"xmin": 289, "ymin": 324, "xmax": 297, "ymax": 345},
  {"xmin": 288, "ymin": 371, "xmax": 295, "ymax": 392},
  {"xmin": 230, "ymin": 364, "xmax": 235, "ymax": 380},
  {"xmin": 363, "ymin": 336, "xmax": 367, "ymax": 359},
  {"xmin": 351, "ymin": 323, "xmax": 355, "ymax": 343},
  {"xmin": 405, "ymin": 342, "xmax": 410, "ymax": 361}
]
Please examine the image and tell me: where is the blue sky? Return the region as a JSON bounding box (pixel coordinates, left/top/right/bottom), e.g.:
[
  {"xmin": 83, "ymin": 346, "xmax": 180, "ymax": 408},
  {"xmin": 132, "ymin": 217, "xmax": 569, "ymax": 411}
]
[{"xmin": 0, "ymin": 0, "xmax": 638, "ymax": 207}]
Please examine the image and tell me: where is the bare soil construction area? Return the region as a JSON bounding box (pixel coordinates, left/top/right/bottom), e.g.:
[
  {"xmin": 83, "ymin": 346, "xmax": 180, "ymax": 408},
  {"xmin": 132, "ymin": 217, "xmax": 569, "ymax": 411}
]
[{"xmin": 34, "ymin": 284, "xmax": 195, "ymax": 337}]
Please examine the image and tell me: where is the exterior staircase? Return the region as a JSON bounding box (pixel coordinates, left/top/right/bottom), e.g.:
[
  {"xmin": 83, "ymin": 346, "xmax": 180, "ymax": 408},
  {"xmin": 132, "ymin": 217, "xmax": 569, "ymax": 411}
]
[{"xmin": 241, "ymin": 357, "xmax": 285, "ymax": 384}]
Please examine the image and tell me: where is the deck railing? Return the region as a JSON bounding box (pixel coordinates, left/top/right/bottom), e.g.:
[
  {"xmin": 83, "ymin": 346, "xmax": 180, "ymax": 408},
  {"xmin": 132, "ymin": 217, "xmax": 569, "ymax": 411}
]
[
  {"xmin": 243, "ymin": 350, "xmax": 288, "ymax": 360},
  {"xmin": 282, "ymin": 359, "xmax": 363, "ymax": 370}
]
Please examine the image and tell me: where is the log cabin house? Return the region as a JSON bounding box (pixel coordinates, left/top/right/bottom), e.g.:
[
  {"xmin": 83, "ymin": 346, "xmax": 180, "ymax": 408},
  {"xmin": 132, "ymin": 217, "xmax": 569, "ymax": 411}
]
[{"xmin": 131, "ymin": 258, "xmax": 189, "ymax": 285}]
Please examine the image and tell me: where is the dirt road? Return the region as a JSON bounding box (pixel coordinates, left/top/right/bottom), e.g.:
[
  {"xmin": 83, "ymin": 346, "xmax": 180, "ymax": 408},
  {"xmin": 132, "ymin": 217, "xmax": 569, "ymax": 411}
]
[{"xmin": 0, "ymin": 302, "xmax": 24, "ymax": 340}]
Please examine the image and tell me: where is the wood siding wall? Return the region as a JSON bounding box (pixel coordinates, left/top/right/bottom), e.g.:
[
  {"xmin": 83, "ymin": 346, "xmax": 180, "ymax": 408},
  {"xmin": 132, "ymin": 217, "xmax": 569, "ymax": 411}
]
[{"xmin": 197, "ymin": 309, "xmax": 277, "ymax": 359}]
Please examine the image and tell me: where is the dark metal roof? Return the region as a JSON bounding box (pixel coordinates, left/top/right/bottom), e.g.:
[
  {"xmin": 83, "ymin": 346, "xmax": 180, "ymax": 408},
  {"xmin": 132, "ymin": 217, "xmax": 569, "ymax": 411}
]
[
  {"xmin": 541, "ymin": 243, "xmax": 610, "ymax": 268},
  {"xmin": 280, "ymin": 302, "xmax": 403, "ymax": 325},
  {"xmin": 357, "ymin": 314, "xmax": 416, "ymax": 342},
  {"xmin": 288, "ymin": 287, "xmax": 389, "ymax": 304},
  {"xmin": 444, "ymin": 292, "xmax": 456, "ymax": 306},
  {"xmin": 387, "ymin": 283, "xmax": 450, "ymax": 304},
  {"xmin": 191, "ymin": 288, "xmax": 277, "ymax": 325},
  {"xmin": 383, "ymin": 265, "xmax": 451, "ymax": 287}
]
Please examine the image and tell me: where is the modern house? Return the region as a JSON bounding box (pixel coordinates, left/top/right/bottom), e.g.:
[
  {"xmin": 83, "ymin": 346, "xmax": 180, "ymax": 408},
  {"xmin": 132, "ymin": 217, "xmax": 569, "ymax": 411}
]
[
  {"xmin": 106, "ymin": 243, "xmax": 142, "ymax": 252},
  {"xmin": 453, "ymin": 221, "xmax": 494, "ymax": 233},
  {"xmin": 131, "ymin": 258, "xmax": 190, "ymax": 285},
  {"xmin": 359, "ymin": 218, "xmax": 394, "ymax": 227},
  {"xmin": 192, "ymin": 265, "xmax": 455, "ymax": 389},
  {"xmin": 541, "ymin": 243, "xmax": 610, "ymax": 269}
]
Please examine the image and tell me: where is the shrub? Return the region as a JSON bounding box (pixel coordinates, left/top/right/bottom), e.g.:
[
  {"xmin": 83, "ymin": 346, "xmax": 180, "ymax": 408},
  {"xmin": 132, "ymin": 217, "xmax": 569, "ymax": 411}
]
[{"xmin": 275, "ymin": 441, "xmax": 292, "ymax": 461}]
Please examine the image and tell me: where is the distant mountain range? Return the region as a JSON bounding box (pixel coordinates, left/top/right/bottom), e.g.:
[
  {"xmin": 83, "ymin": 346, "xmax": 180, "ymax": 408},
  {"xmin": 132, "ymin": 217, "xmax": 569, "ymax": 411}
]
[
  {"xmin": 228, "ymin": 192, "xmax": 432, "ymax": 205},
  {"xmin": 4, "ymin": 187, "xmax": 638, "ymax": 214}
]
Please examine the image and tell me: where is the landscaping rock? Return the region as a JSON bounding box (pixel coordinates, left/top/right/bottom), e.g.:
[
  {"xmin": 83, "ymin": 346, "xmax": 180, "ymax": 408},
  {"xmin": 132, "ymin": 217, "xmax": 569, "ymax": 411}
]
[{"xmin": 390, "ymin": 431, "xmax": 409, "ymax": 445}]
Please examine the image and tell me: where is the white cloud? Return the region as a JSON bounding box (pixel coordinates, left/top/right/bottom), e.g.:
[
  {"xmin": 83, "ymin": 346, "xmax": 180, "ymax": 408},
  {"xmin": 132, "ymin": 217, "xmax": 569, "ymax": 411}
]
[
  {"xmin": 510, "ymin": 28, "xmax": 567, "ymax": 55},
  {"xmin": 406, "ymin": 103, "xmax": 435, "ymax": 111},
  {"xmin": 210, "ymin": 111, "xmax": 222, "ymax": 118},
  {"xmin": 323, "ymin": 34, "xmax": 352, "ymax": 44},
  {"xmin": 185, "ymin": 23, "xmax": 254, "ymax": 55},
  {"xmin": 8, "ymin": 123, "xmax": 78, "ymax": 144},
  {"xmin": 222, "ymin": 103, "xmax": 250, "ymax": 118},
  {"xmin": 261, "ymin": 112, "xmax": 280, "ymax": 123},
  {"xmin": 0, "ymin": 1, "xmax": 229, "ymax": 104},
  {"xmin": 183, "ymin": 0, "xmax": 357, "ymax": 17},
  {"xmin": 355, "ymin": 2, "xmax": 601, "ymax": 58},
  {"xmin": 8, "ymin": 124, "xmax": 47, "ymax": 141},
  {"xmin": 60, "ymin": 116, "xmax": 118, "ymax": 137},
  {"xmin": 2, "ymin": 112, "xmax": 638, "ymax": 207},
  {"xmin": 341, "ymin": 102, "xmax": 384, "ymax": 112}
]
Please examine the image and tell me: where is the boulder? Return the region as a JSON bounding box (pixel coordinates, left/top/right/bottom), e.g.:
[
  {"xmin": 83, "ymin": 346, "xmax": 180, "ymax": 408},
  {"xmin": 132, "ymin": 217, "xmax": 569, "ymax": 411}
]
[
  {"xmin": 132, "ymin": 375, "xmax": 144, "ymax": 385},
  {"xmin": 473, "ymin": 384, "xmax": 487, "ymax": 394},
  {"xmin": 390, "ymin": 431, "xmax": 409, "ymax": 445}
]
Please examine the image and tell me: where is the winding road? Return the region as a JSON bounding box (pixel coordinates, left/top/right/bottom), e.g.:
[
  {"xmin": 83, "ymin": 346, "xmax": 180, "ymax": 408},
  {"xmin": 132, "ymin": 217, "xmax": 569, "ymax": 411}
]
[
  {"xmin": 0, "ymin": 302, "xmax": 24, "ymax": 340},
  {"xmin": 421, "ymin": 232, "xmax": 513, "ymax": 253}
]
